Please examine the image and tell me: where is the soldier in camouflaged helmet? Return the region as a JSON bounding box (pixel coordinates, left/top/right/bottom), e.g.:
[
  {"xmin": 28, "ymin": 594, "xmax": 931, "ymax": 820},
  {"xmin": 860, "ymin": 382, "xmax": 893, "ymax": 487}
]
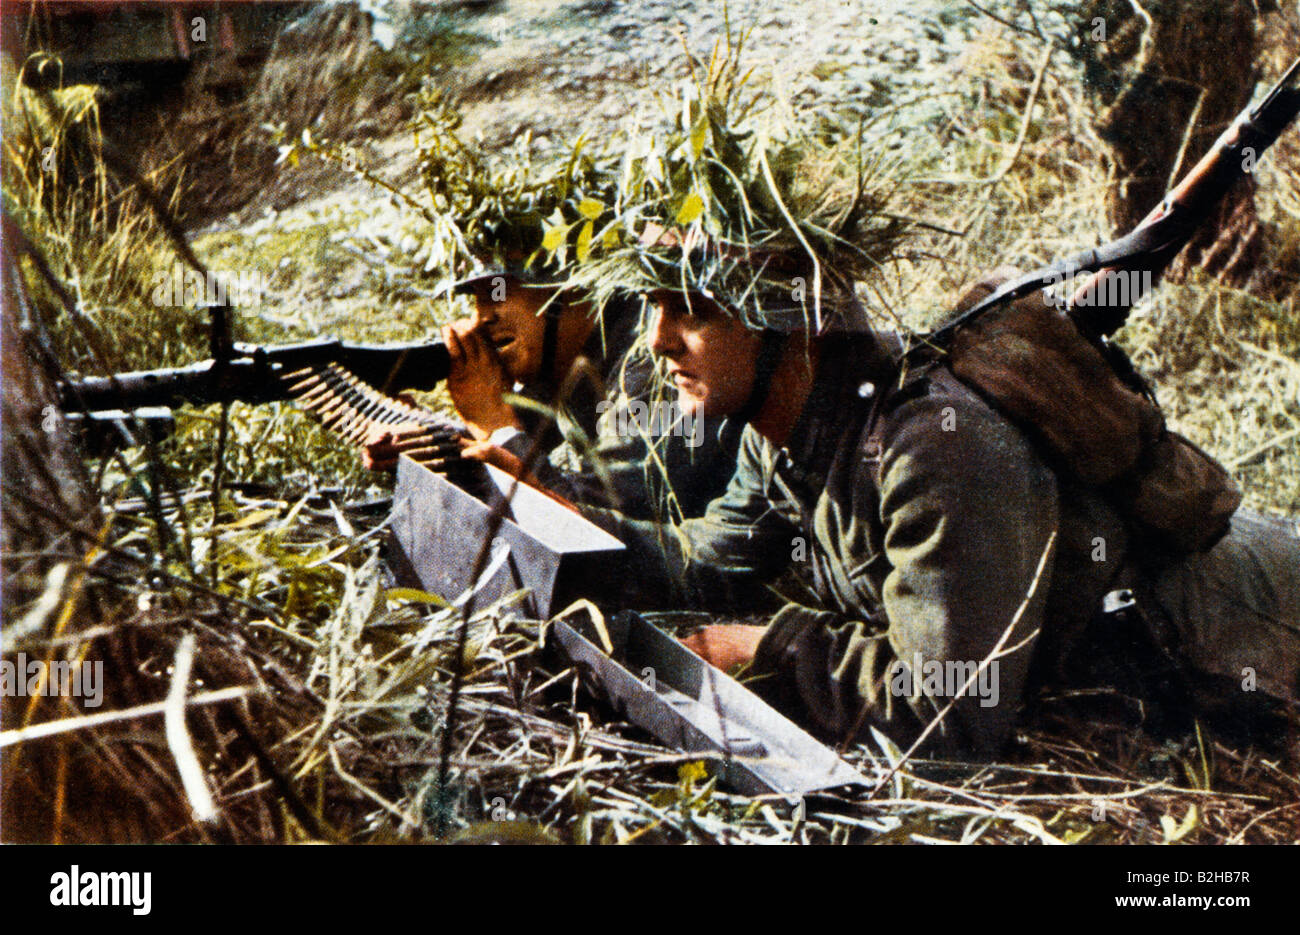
[
  {"xmin": 569, "ymin": 48, "xmax": 1300, "ymax": 758},
  {"xmin": 593, "ymin": 271, "xmax": 1300, "ymax": 757},
  {"xmin": 363, "ymin": 96, "xmax": 740, "ymax": 520}
]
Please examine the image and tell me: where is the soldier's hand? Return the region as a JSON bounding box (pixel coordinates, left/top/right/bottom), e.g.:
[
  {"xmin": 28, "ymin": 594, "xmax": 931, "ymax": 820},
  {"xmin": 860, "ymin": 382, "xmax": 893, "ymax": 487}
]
[
  {"xmin": 679, "ymin": 624, "xmax": 767, "ymax": 674},
  {"xmin": 458, "ymin": 438, "xmax": 525, "ymax": 477},
  {"xmin": 443, "ymin": 319, "xmax": 522, "ymax": 440},
  {"xmin": 361, "ymin": 423, "xmax": 429, "ymax": 472}
]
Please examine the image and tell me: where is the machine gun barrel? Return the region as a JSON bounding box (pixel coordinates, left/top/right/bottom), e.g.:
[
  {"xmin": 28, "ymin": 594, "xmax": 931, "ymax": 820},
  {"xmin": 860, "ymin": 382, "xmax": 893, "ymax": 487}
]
[{"xmin": 59, "ymin": 338, "xmax": 450, "ymax": 412}]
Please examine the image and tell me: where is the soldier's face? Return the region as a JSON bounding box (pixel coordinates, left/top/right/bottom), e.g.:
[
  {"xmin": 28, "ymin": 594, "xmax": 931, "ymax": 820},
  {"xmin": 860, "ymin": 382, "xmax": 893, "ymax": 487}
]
[
  {"xmin": 648, "ymin": 290, "xmax": 760, "ymax": 418},
  {"xmin": 468, "ymin": 278, "xmax": 555, "ymax": 383}
]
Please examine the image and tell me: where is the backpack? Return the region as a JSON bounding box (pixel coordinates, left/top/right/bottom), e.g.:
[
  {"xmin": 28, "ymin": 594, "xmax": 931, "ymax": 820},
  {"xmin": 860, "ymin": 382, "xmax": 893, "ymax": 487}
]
[{"xmin": 936, "ymin": 275, "xmax": 1241, "ymax": 553}]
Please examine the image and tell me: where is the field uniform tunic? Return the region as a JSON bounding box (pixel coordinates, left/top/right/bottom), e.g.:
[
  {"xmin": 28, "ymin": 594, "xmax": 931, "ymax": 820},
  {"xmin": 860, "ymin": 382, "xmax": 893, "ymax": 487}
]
[{"xmin": 585, "ymin": 334, "xmax": 1300, "ymax": 756}]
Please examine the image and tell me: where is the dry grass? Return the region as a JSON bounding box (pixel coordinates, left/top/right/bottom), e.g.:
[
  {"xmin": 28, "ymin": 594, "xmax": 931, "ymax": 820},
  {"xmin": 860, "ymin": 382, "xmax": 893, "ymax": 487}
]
[
  {"xmin": 1, "ymin": 73, "xmax": 206, "ymax": 374},
  {"xmin": 871, "ymin": 23, "xmax": 1300, "ymax": 515},
  {"xmin": 3, "ymin": 12, "xmax": 1298, "ymax": 844},
  {"xmin": 8, "ymin": 486, "xmax": 1297, "ymax": 844}
]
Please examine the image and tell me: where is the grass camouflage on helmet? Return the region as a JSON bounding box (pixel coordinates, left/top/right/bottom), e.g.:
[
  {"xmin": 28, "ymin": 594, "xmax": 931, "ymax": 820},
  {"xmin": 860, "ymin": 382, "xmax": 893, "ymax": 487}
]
[
  {"xmin": 411, "ymin": 87, "xmax": 623, "ymax": 298},
  {"xmin": 556, "ymin": 29, "xmax": 914, "ymax": 334}
]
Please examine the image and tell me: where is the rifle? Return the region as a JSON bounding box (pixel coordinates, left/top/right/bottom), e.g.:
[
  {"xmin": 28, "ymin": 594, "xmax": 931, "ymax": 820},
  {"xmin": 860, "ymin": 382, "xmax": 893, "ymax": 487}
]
[
  {"xmin": 60, "ymin": 303, "xmax": 451, "ymax": 413},
  {"xmin": 925, "ymin": 57, "xmax": 1299, "ymax": 552},
  {"xmin": 930, "ymin": 56, "xmax": 1300, "ymax": 345}
]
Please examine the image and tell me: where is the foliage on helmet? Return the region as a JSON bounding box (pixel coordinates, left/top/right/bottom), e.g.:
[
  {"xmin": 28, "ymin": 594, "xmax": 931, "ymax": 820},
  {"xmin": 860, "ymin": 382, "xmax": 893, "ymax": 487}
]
[
  {"xmin": 564, "ymin": 29, "xmax": 913, "ymax": 331},
  {"xmin": 411, "ymin": 88, "xmax": 622, "ymax": 285}
]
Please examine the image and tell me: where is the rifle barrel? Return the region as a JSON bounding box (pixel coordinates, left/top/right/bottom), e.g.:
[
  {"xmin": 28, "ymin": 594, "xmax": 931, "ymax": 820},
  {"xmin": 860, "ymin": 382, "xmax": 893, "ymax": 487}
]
[
  {"xmin": 1066, "ymin": 56, "xmax": 1300, "ymax": 336},
  {"xmin": 929, "ymin": 57, "xmax": 1300, "ymax": 346}
]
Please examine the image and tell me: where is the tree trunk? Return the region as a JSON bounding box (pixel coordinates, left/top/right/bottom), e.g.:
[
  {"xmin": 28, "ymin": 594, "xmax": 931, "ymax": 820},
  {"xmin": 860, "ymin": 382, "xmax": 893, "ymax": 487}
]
[
  {"xmin": 1, "ymin": 214, "xmax": 101, "ymax": 605},
  {"xmin": 1077, "ymin": 0, "xmax": 1265, "ymax": 288}
]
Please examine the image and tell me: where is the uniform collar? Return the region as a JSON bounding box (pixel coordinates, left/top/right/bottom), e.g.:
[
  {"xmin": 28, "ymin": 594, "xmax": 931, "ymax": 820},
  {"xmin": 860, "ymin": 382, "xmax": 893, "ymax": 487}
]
[{"xmin": 780, "ymin": 331, "xmax": 900, "ymax": 483}]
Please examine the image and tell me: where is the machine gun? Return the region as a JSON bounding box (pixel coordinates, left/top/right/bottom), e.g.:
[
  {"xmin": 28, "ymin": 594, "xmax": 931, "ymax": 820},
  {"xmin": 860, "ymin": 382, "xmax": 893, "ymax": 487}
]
[
  {"xmin": 58, "ymin": 302, "xmax": 459, "ymax": 460},
  {"xmin": 60, "ymin": 303, "xmax": 450, "ymax": 413}
]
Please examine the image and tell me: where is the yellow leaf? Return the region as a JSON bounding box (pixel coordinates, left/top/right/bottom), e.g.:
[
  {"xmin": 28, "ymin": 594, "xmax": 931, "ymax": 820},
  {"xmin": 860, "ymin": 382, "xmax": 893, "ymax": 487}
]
[
  {"xmin": 303, "ymin": 542, "xmax": 350, "ymax": 568},
  {"xmin": 676, "ymin": 192, "xmax": 704, "ymax": 225},
  {"xmin": 678, "ymin": 760, "xmax": 708, "ymax": 786},
  {"xmin": 448, "ymin": 821, "xmax": 562, "ymax": 845},
  {"xmin": 541, "ymin": 224, "xmax": 567, "ymax": 252},
  {"xmin": 577, "ymin": 197, "xmax": 604, "ymax": 220},
  {"xmin": 384, "ymin": 587, "xmax": 449, "ymax": 607},
  {"xmin": 575, "ymin": 220, "xmax": 593, "ymax": 261},
  {"xmin": 216, "ymin": 508, "xmax": 280, "ymax": 530},
  {"xmin": 690, "ymin": 121, "xmax": 707, "ymax": 158}
]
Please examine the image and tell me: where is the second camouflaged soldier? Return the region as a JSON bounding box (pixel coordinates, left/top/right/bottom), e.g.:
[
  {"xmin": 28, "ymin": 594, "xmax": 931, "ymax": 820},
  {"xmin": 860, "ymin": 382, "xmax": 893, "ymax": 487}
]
[{"xmin": 363, "ymin": 103, "xmax": 739, "ymax": 520}]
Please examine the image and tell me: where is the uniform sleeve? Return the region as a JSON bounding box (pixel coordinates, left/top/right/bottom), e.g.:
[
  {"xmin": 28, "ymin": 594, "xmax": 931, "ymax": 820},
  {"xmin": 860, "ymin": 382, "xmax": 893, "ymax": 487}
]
[
  {"xmin": 552, "ymin": 397, "xmax": 674, "ymax": 514},
  {"xmin": 496, "ymin": 411, "xmax": 625, "ymax": 508},
  {"xmin": 752, "ymin": 386, "xmax": 1060, "ymax": 758},
  {"xmin": 580, "ymin": 425, "xmax": 798, "ymax": 611}
]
